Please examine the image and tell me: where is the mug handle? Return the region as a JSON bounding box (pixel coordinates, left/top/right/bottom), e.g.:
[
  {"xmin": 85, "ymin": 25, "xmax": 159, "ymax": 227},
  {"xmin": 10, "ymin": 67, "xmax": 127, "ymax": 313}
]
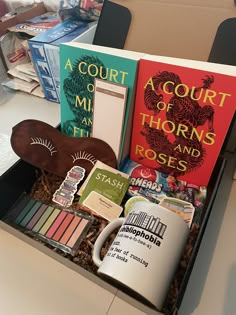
[{"xmin": 93, "ymin": 217, "xmax": 125, "ymax": 268}]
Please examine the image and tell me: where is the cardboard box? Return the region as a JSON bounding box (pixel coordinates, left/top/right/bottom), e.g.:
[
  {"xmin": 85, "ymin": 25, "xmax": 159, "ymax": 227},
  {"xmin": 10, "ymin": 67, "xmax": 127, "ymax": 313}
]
[
  {"xmin": 29, "ymin": 19, "xmax": 97, "ymax": 103},
  {"xmin": 111, "ymin": 0, "xmax": 236, "ymax": 62},
  {"xmin": 0, "ymin": 2, "xmax": 46, "ymax": 37}
]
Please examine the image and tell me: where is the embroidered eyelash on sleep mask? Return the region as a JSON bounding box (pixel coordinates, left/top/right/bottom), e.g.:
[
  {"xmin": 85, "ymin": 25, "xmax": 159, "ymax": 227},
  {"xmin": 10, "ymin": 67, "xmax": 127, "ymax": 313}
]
[{"xmin": 10, "ymin": 119, "xmax": 117, "ymax": 178}]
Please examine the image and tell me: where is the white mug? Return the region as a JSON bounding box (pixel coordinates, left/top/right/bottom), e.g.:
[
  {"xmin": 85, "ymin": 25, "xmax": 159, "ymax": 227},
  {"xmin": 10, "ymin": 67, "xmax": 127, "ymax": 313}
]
[{"xmin": 93, "ymin": 201, "xmax": 189, "ymax": 310}]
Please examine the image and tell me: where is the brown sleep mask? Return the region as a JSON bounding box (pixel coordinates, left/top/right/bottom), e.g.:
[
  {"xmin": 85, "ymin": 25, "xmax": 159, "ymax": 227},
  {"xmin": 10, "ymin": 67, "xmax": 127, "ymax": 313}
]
[{"xmin": 11, "ymin": 119, "xmax": 117, "ymax": 178}]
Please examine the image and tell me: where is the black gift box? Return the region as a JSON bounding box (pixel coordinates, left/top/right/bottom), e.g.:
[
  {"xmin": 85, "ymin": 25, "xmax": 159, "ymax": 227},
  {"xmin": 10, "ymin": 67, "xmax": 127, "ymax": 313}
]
[{"xmin": 0, "ymin": 154, "xmax": 226, "ymax": 315}]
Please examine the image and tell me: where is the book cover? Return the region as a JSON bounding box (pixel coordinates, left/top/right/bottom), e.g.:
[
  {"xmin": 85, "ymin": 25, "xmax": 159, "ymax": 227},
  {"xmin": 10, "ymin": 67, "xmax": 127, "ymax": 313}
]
[
  {"xmin": 130, "ymin": 55, "xmax": 236, "ymax": 186},
  {"xmin": 60, "ymin": 42, "xmax": 144, "ymax": 165}
]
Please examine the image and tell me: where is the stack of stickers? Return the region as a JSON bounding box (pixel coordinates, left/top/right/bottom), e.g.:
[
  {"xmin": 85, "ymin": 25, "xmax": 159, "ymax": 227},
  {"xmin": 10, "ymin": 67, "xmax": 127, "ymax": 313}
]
[{"xmin": 53, "ymin": 166, "xmax": 85, "ymax": 208}]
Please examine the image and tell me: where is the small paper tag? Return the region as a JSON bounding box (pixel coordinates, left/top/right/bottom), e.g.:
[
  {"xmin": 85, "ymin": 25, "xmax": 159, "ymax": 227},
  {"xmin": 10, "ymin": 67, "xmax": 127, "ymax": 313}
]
[{"xmin": 83, "ymin": 191, "xmax": 123, "ymax": 222}]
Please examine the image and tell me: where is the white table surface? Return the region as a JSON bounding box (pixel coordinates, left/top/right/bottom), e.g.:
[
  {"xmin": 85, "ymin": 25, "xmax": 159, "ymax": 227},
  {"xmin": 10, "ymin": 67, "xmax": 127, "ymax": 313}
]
[
  {"xmin": 0, "ymin": 88, "xmax": 60, "ymax": 175},
  {"xmin": 0, "ymin": 89, "xmax": 60, "ymax": 136},
  {"xmin": 0, "ymin": 89, "xmax": 236, "ymax": 315}
]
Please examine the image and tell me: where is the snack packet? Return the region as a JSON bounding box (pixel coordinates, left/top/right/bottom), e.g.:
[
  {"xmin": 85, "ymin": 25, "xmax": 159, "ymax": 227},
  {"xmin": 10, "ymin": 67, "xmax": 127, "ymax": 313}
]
[{"xmin": 120, "ymin": 159, "xmax": 207, "ymax": 226}]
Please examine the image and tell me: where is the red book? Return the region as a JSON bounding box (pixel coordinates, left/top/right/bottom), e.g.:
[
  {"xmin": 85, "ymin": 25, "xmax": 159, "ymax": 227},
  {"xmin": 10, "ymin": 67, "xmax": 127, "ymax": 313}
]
[{"xmin": 130, "ymin": 55, "xmax": 236, "ymax": 186}]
